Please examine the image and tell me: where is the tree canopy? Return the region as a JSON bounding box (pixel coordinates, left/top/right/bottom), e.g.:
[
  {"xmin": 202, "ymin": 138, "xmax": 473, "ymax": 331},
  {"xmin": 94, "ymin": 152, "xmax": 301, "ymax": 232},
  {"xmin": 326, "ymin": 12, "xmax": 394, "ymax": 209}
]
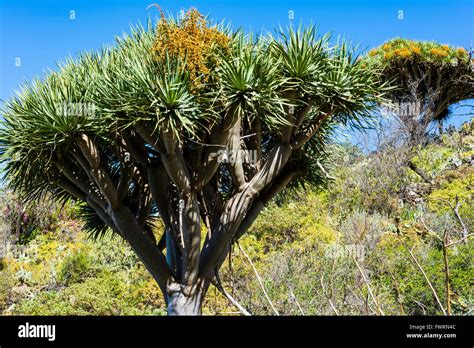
[{"xmin": 365, "ymin": 38, "xmax": 474, "ymax": 142}]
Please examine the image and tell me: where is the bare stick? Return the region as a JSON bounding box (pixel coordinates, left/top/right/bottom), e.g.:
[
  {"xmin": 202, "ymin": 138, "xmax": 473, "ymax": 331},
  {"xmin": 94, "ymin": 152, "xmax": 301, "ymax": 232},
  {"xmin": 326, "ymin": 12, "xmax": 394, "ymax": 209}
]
[
  {"xmin": 453, "ymin": 196, "xmax": 469, "ymax": 241},
  {"xmin": 350, "ymin": 252, "xmax": 385, "ymax": 316},
  {"xmin": 446, "ymin": 233, "xmax": 474, "ymax": 247},
  {"xmin": 442, "ymin": 233, "xmax": 452, "ymax": 316},
  {"xmin": 214, "ymin": 271, "xmax": 252, "ymax": 316},
  {"xmin": 237, "ymin": 242, "xmax": 280, "ymax": 315},
  {"xmin": 430, "ymin": 196, "xmax": 470, "ymax": 242},
  {"xmin": 320, "ymin": 275, "xmax": 340, "ymax": 316},
  {"xmin": 406, "ymin": 245, "xmax": 447, "ymax": 315},
  {"xmin": 289, "ymin": 287, "xmax": 306, "ymax": 315}
]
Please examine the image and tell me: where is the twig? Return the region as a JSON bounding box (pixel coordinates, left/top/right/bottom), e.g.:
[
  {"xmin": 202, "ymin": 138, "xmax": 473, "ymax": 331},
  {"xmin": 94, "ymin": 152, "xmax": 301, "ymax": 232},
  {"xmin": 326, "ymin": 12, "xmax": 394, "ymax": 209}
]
[
  {"xmin": 396, "ymin": 217, "xmax": 447, "ymax": 315},
  {"xmin": 418, "ymin": 216, "xmax": 442, "ymax": 242},
  {"xmin": 406, "ymin": 245, "xmax": 447, "ymax": 315},
  {"xmin": 237, "ymin": 242, "xmax": 280, "ymax": 315},
  {"xmin": 413, "ymin": 300, "xmax": 428, "ymax": 315},
  {"xmin": 214, "ymin": 271, "xmax": 252, "ymax": 316},
  {"xmin": 386, "ymin": 268, "xmax": 405, "ymax": 315},
  {"xmin": 430, "ymin": 196, "xmax": 470, "ymax": 242},
  {"xmin": 288, "ymin": 287, "xmax": 306, "ymax": 315},
  {"xmin": 350, "ymin": 252, "xmax": 385, "ymax": 315},
  {"xmin": 446, "ymin": 233, "xmax": 474, "ymax": 247},
  {"xmin": 320, "ymin": 275, "xmax": 339, "ymax": 315},
  {"xmin": 442, "ymin": 232, "xmax": 451, "ymax": 316},
  {"xmin": 453, "ymin": 196, "xmax": 469, "ymax": 241}
]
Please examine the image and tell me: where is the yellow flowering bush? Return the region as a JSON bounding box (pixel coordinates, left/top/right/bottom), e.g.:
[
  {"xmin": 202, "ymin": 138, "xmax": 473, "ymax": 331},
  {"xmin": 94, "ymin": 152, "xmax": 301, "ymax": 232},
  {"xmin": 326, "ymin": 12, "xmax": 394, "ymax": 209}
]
[{"xmin": 365, "ymin": 38, "xmax": 469, "ymax": 64}]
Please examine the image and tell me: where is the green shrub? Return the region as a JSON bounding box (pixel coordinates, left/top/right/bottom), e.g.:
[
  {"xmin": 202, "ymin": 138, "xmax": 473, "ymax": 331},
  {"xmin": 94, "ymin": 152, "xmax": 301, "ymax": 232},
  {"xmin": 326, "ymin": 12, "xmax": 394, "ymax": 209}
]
[
  {"xmin": 13, "ymin": 270, "xmax": 166, "ymax": 316},
  {"xmin": 58, "ymin": 250, "xmax": 93, "ymax": 285},
  {"xmin": 0, "ymin": 265, "xmax": 14, "ymax": 311}
]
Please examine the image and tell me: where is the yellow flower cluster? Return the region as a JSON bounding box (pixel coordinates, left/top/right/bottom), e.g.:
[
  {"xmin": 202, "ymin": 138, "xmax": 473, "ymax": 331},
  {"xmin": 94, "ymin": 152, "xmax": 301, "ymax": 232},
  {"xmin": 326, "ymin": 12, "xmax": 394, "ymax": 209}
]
[
  {"xmin": 152, "ymin": 8, "xmax": 230, "ymax": 88},
  {"xmin": 457, "ymin": 47, "xmax": 467, "ymax": 56},
  {"xmin": 430, "ymin": 48, "xmax": 449, "ymax": 57},
  {"xmin": 393, "ymin": 48, "xmax": 412, "ymax": 58},
  {"xmin": 370, "ymin": 39, "xmax": 469, "ymax": 64},
  {"xmin": 409, "ymin": 44, "xmax": 421, "ymax": 54},
  {"xmin": 379, "ymin": 42, "xmax": 422, "ymax": 60}
]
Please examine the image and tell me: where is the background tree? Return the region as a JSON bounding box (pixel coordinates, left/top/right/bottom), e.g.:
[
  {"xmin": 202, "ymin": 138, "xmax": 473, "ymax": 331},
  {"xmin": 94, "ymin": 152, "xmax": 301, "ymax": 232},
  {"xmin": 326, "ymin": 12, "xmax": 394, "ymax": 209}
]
[
  {"xmin": 366, "ymin": 38, "xmax": 474, "ymax": 145},
  {"xmin": 0, "ymin": 9, "xmax": 389, "ymax": 315}
]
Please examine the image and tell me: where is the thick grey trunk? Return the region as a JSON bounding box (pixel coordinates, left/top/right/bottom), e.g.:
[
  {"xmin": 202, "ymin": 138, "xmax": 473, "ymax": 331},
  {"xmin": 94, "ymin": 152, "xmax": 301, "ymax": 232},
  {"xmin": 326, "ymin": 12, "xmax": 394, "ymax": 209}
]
[{"xmin": 167, "ymin": 290, "xmax": 203, "ymax": 315}]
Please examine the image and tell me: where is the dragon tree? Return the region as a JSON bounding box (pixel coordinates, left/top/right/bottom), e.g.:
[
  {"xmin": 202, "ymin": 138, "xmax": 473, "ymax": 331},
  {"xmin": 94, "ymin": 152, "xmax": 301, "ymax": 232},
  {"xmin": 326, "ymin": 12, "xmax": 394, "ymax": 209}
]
[
  {"xmin": 0, "ymin": 9, "xmax": 390, "ymax": 315},
  {"xmin": 366, "ymin": 38, "xmax": 474, "ymax": 145}
]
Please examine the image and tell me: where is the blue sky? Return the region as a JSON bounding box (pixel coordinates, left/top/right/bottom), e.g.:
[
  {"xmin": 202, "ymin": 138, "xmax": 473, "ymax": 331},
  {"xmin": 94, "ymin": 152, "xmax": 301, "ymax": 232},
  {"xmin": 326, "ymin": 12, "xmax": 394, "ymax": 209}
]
[{"xmin": 0, "ymin": 0, "xmax": 473, "ymax": 127}]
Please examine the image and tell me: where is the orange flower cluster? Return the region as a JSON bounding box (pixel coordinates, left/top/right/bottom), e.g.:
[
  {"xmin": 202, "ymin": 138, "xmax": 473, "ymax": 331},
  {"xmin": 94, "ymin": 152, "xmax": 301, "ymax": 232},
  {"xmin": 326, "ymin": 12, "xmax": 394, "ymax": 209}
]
[
  {"xmin": 372, "ymin": 39, "xmax": 469, "ymax": 64},
  {"xmin": 393, "ymin": 48, "xmax": 412, "ymax": 58},
  {"xmin": 152, "ymin": 8, "xmax": 230, "ymax": 87},
  {"xmin": 378, "ymin": 42, "xmax": 421, "ymax": 61},
  {"xmin": 430, "ymin": 48, "xmax": 449, "ymax": 57},
  {"xmin": 457, "ymin": 47, "xmax": 467, "ymax": 56},
  {"xmin": 409, "ymin": 44, "xmax": 421, "ymax": 54}
]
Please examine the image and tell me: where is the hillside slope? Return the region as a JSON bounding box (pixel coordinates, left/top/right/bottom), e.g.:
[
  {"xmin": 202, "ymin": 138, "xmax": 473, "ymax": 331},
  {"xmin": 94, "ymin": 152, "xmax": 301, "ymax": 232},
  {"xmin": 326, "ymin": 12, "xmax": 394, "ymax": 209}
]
[{"xmin": 1, "ymin": 121, "xmax": 472, "ymax": 316}]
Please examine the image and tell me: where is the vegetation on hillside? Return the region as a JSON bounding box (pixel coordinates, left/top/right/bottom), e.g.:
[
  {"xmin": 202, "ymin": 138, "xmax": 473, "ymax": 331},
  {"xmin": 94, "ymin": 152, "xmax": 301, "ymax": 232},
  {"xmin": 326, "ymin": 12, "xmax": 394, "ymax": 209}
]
[{"xmin": 1, "ymin": 120, "xmax": 471, "ymax": 316}]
